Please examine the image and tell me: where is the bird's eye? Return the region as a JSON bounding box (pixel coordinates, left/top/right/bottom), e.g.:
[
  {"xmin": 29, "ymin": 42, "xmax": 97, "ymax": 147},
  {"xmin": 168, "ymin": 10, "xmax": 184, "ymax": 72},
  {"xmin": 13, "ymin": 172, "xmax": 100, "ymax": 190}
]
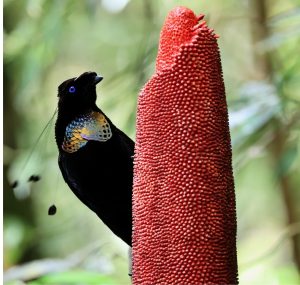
[{"xmin": 69, "ymin": 86, "xmax": 76, "ymax": 93}]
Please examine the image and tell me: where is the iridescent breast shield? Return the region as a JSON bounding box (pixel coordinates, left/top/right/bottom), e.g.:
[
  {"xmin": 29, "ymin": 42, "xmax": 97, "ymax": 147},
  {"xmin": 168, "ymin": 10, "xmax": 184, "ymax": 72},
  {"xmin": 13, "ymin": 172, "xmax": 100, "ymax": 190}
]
[{"xmin": 62, "ymin": 111, "xmax": 112, "ymax": 153}]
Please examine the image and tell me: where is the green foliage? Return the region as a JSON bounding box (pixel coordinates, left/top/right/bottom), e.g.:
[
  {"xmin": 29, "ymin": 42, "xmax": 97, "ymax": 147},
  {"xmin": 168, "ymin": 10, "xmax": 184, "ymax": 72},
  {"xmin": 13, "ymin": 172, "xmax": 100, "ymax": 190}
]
[
  {"xmin": 4, "ymin": 0, "xmax": 300, "ymax": 284},
  {"xmin": 27, "ymin": 271, "xmax": 116, "ymax": 285}
]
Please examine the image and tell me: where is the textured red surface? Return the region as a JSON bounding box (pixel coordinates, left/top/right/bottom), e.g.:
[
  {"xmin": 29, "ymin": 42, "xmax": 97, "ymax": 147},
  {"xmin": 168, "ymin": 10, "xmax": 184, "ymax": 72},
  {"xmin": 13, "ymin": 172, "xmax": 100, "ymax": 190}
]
[
  {"xmin": 133, "ymin": 6, "xmax": 238, "ymax": 285},
  {"xmin": 156, "ymin": 7, "xmax": 198, "ymax": 73}
]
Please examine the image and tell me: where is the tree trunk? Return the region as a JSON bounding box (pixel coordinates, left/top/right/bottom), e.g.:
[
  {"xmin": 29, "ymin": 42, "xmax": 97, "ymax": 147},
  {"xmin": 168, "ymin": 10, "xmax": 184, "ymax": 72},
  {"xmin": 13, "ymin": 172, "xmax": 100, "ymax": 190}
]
[{"xmin": 249, "ymin": 0, "xmax": 300, "ymax": 272}]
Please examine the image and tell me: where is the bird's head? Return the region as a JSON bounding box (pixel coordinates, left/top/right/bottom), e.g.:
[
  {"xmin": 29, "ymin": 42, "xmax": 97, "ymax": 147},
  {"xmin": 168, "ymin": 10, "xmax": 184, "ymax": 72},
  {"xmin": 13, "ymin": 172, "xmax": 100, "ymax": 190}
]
[{"xmin": 57, "ymin": 71, "xmax": 103, "ymax": 117}]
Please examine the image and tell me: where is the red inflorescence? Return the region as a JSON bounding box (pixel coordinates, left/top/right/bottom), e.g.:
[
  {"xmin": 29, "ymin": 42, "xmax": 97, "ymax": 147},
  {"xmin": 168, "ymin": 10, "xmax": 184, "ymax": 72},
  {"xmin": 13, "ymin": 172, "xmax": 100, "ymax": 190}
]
[{"xmin": 133, "ymin": 6, "xmax": 238, "ymax": 285}]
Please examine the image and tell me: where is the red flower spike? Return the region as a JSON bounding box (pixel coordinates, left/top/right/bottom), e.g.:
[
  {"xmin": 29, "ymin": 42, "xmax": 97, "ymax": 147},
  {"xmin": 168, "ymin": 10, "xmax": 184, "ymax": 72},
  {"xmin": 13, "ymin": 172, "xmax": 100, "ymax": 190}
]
[{"xmin": 133, "ymin": 6, "xmax": 238, "ymax": 285}]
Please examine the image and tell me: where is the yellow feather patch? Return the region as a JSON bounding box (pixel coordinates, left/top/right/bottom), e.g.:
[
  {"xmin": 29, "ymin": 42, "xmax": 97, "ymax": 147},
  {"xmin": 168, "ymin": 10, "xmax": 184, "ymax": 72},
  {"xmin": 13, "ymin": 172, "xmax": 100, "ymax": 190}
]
[{"xmin": 62, "ymin": 112, "xmax": 112, "ymax": 153}]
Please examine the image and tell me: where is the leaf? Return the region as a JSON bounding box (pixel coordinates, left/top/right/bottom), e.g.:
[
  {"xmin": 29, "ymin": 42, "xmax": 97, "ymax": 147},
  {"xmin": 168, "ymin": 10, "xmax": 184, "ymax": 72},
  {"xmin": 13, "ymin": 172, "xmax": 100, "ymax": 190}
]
[
  {"xmin": 229, "ymin": 80, "xmax": 280, "ymax": 148},
  {"xmin": 277, "ymin": 146, "xmax": 298, "ymax": 176},
  {"xmin": 27, "ymin": 270, "xmax": 115, "ymax": 285}
]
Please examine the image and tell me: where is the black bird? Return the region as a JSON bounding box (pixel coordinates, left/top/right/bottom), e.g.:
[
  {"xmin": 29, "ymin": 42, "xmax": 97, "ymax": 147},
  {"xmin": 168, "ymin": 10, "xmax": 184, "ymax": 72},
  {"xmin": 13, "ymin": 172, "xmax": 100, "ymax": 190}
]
[{"xmin": 55, "ymin": 71, "xmax": 134, "ymax": 246}]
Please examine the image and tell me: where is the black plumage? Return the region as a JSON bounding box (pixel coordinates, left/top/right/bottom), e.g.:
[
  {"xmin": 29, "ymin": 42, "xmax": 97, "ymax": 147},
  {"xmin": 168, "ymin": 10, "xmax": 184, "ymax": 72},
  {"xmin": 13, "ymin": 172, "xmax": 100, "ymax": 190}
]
[{"xmin": 55, "ymin": 71, "xmax": 134, "ymax": 246}]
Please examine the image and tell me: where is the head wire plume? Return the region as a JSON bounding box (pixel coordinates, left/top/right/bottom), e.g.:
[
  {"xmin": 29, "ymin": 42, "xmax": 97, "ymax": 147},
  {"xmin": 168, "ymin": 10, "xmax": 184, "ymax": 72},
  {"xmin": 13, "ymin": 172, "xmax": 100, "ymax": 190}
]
[{"xmin": 11, "ymin": 108, "xmax": 58, "ymax": 211}]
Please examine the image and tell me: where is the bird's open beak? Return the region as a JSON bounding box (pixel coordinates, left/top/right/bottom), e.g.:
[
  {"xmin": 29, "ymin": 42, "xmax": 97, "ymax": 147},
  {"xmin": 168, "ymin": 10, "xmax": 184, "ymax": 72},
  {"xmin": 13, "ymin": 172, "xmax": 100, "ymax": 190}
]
[
  {"xmin": 94, "ymin": 75, "xmax": 103, "ymax": 85},
  {"xmin": 74, "ymin": 72, "xmax": 103, "ymax": 85}
]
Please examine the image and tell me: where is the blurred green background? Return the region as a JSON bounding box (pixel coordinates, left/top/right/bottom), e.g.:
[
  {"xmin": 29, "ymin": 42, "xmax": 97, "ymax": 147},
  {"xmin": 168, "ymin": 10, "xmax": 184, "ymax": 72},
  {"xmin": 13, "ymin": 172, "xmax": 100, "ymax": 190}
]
[{"xmin": 3, "ymin": 0, "xmax": 300, "ymax": 284}]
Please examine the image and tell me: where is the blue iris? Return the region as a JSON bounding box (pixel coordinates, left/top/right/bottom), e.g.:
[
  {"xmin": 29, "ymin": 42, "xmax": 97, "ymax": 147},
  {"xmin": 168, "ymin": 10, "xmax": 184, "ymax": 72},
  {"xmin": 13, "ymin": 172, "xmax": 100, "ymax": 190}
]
[{"xmin": 69, "ymin": 86, "xmax": 76, "ymax": 93}]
